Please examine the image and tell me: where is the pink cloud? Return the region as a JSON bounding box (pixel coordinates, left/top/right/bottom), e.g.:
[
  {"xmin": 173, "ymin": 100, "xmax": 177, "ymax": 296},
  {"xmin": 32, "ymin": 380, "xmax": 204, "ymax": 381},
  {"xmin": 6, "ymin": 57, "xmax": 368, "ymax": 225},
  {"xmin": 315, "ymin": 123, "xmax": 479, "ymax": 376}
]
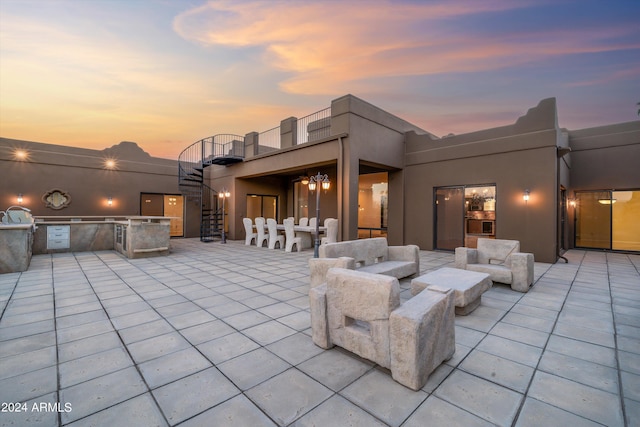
[{"xmin": 173, "ymin": 1, "xmax": 640, "ymax": 95}]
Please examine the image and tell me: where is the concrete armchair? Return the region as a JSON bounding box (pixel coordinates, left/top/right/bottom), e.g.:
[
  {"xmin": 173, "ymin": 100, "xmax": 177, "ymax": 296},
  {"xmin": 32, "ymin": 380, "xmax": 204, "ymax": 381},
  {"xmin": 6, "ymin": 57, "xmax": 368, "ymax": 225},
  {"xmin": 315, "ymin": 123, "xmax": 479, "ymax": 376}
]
[
  {"xmin": 455, "ymin": 238, "xmax": 534, "ymax": 292},
  {"xmin": 309, "ymin": 268, "xmax": 455, "ymax": 390}
]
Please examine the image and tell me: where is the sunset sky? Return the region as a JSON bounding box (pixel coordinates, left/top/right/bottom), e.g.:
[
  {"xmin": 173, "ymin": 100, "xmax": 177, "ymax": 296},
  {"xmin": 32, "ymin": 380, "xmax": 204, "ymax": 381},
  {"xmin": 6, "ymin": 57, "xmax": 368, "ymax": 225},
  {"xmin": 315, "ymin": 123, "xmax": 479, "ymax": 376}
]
[{"xmin": 1, "ymin": 0, "xmax": 639, "ymax": 159}]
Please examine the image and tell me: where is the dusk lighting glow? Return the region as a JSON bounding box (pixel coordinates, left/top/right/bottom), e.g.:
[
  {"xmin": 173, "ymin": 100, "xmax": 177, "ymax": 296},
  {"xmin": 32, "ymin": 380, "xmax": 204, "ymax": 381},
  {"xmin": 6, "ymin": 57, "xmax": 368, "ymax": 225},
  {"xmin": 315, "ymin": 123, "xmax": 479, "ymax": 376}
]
[
  {"xmin": 1, "ymin": 0, "xmax": 638, "ymax": 160},
  {"xmin": 14, "ymin": 149, "xmax": 28, "ymax": 161}
]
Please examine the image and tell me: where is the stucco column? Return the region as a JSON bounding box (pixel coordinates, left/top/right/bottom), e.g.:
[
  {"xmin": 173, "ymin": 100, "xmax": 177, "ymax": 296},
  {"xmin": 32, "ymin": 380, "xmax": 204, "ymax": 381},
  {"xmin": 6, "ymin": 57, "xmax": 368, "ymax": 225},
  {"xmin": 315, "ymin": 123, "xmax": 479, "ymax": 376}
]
[
  {"xmin": 244, "ymin": 132, "xmax": 259, "ymax": 158},
  {"xmin": 341, "ymin": 142, "xmax": 360, "ymax": 241},
  {"xmin": 280, "ymin": 117, "xmax": 298, "ymax": 149}
]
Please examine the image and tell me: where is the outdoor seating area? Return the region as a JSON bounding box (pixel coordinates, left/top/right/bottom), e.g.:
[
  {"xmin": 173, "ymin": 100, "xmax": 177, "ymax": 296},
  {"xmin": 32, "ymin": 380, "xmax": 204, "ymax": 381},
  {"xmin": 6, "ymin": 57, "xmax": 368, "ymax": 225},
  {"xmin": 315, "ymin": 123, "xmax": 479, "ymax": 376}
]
[
  {"xmin": 244, "ymin": 217, "xmax": 337, "ymax": 251},
  {"xmin": 455, "ymin": 238, "xmax": 535, "ymax": 293},
  {"xmin": 316, "ymin": 237, "xmax": 420, "ymax": 278},
  {"xmin": 0, "ymin": 239, "xmax": 638, "ymax": 426},
  {"xmin": 309, "ymin": 267, "xmax": 456, "ymax": 390},
  {"xmin": 411, "ymin": 267, "xmax": 493, "ymax": 316}
]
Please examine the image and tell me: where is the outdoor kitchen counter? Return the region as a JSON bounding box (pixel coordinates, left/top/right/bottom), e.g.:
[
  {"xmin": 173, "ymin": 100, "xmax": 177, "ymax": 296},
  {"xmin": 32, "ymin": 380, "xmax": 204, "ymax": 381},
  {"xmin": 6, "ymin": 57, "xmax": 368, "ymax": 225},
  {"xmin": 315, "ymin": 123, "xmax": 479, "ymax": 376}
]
[
  {"xmin": 0, "ymin": 223, "xmax": 34, "ymax": 273},
  {"xmin": 32, "ymin": 216, "xmax": 172, "ymax": 258}
]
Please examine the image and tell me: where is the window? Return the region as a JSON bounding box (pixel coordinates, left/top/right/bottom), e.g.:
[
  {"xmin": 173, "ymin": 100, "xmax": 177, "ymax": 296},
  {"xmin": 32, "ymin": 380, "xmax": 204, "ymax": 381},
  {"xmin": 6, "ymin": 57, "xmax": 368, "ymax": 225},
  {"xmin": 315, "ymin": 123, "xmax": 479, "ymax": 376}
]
[
  {"xmin": 358, "ymin": 172, "xmax": 388, "ymax": 238},
  {"xmin": 294, "ymin": 182, "xmax": 309, "ymax": 221},
  {"xmin": 575, "ymin": 190, "xmax": 640, "ymax": 251},
  {"xmin": 246, "ymin": 194, "xmax": 278, "ymax": 219}
]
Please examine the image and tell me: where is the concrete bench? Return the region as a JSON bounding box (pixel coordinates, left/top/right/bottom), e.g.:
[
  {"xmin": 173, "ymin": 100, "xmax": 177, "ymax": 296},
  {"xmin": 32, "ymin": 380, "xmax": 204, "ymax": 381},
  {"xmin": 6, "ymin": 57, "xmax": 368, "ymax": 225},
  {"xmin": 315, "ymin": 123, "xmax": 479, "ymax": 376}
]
[
  {"xmin": 411, "ymin": 267, "xmax": 492, "ymax": 315},
  {"xmin": 309, "ymin": 267, "xmax": 455, "ymax": 391},
  {"xmin": 309, "ymin": 238, "xmax": 419, "ymax": 287},
  {"xmin": 455, "ymin": 238, "xmax": 534, "ymax": 293}
]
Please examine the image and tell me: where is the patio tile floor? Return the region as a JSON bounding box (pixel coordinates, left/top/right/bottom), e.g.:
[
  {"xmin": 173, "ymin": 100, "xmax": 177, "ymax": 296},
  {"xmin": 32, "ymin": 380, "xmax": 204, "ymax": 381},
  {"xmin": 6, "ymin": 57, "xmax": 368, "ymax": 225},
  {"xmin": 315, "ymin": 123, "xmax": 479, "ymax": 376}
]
[{"xmin": 0, "ymin": 239, "xmax": 638, "ymax": 426}]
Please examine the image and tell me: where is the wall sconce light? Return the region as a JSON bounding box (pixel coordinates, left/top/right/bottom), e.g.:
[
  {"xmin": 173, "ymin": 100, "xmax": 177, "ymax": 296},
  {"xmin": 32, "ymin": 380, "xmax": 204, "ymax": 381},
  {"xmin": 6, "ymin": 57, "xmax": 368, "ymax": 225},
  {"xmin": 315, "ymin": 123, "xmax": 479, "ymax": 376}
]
[
  {"xmin": 569, "ymin": 199, "xmax": 576, "ymax": 208},
  {"xmin": 523, "ymin": 189, "xmax": 530, "ymax": 203},
  {"xmin": 107, "ymin": 197, "xmax": 113, "ymax": 206},
  {"xmin": 14, "ymin": 150, "xmax": 29, "ymax": 161},
  {"xmin": 17, "ymin": 193, "xmax": 23, "ymax": 204},
  {"xmin": 598, "ymin": 198, "xmax": 616, "ymax": 205},
  {"xmin": 104, "ymin": 159, "xmax": 117, "ymax": 170}
]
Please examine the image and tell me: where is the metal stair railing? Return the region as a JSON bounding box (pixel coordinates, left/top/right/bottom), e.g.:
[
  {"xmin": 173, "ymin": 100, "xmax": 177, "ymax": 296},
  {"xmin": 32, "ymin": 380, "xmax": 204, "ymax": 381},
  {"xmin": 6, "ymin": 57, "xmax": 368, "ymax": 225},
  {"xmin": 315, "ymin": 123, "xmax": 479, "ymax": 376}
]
[
  {"xmin": 200, "ymin": 183, "xmax": 223, "ymax": 243},
  {"xmin": 178, "ymin": 134, "xmax": 243, "ymax": 241}
]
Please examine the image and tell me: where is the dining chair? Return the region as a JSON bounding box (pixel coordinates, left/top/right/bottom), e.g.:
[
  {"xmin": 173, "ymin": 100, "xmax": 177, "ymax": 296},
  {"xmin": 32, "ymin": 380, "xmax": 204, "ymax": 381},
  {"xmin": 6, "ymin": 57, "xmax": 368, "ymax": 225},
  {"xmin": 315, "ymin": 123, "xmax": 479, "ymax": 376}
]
[
  {"xmin": 299, "ymin": 217, "xmax": 309, "ymax": 227},
  {"xmin": 284, "ymin": 218, "xmax": 302, "ymax": 252},
  {"xmin": 255, "ymin": 217, "xmax": 269, "ymax": 247},
  {"xmin": 266, "ymin": 218, "xmax": 285, "ymax": 249},
  {"xmin": 321, "ymin": 218, "xmax": 338, "ymax": 245},
  {"xmin": 243, "ymin": 217, "xmax": 257, "ymax": 246}
]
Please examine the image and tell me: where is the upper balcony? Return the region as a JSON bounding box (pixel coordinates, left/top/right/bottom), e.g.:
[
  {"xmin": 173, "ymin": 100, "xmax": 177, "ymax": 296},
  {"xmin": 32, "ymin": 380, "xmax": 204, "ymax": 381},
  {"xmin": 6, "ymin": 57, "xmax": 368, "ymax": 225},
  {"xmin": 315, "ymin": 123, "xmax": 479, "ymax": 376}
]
[{"xmin": 178, "ymin": 106, "xmax": 332, "ymax": 173}]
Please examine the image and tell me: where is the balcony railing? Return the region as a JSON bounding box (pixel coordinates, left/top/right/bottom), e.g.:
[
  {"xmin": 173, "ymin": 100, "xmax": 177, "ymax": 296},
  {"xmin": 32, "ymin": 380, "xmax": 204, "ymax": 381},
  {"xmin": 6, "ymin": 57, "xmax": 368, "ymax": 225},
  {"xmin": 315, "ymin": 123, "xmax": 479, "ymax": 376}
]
[
  {"xmin": 297, "ymin": 107, "xmax": 331, "ymax": 145},
  {"xmin": 258, "ymin": 126, "xmax": 280, "ymax": 150},
  {"xmin": 202, "ymin": 134, "xmax": 245, "ymax": 165},
  {"xmin": 178, "ymin": 134, "xmax": 244, "ymax": 185},
  {"xmin": 179, "ymin": 105, "xmax": 332, "ymax": 168}
]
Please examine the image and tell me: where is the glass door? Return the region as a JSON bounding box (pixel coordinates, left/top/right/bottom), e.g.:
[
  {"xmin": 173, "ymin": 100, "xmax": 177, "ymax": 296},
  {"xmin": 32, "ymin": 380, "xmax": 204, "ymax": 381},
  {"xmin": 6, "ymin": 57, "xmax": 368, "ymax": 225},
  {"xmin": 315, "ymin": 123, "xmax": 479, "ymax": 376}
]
[
  {"xmin": 294, "ymin": 182, "xmax": 309, "ymax": 221},
  {"xmin": 577, "ymin": 190, "xmax": 640, "ymax": 251},
  {"xmin": 358, "ymin": 172, "xmax": 388, "ymax": 238},
  {"xmin": 140, "ymin": 193, "xmax": 184, "ymax": 237},
  {"xmin": 575, "ymin": 191, "xmax": 612, "ymax": 249},
  {"xmin": 246, "ymin": 194, "xmax": 278, "ymax": 220},
  {"xmin": 164, "ymin": 195, "xmax": 184, "ymax": 237},
  {"xmin": 435, "ymin": 184, "xmax": 497, "ymax": 250},
  {"xmin": 434, "ymin": 187, "xmax": 464, "ymax": 250},
  {"xmin": 612, "ymin": 190, "xmax": 640, "ymax": 251}
]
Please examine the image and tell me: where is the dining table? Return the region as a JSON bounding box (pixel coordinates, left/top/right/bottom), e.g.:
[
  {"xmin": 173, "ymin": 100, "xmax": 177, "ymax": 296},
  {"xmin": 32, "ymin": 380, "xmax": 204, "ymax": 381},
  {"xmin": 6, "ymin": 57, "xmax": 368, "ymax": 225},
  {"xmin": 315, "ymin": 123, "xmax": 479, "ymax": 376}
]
[
  {"xmin": 254, "ymin": 223, "xmax": 326, "ymax": 249},
  {"xmin": 279, "ymin": 224, "xmax": 326, "ymax": 249}
]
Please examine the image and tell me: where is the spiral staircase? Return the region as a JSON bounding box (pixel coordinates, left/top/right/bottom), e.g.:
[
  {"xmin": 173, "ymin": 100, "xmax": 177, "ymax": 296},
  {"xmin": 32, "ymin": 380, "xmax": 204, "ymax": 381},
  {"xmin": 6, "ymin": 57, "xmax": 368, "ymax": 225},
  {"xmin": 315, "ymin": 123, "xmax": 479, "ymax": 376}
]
[{"xmin": 178, "ymin": 135, "xmax": 244, "ymax": 242}]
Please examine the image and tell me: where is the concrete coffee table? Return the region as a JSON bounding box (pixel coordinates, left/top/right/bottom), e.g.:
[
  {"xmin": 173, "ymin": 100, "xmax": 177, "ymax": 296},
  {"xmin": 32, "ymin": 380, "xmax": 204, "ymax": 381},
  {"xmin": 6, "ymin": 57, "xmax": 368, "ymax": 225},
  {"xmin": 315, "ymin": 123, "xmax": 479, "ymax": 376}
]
[{"xmin": 411, "ymin": 267, "xmax": 492, "ymax": 315}]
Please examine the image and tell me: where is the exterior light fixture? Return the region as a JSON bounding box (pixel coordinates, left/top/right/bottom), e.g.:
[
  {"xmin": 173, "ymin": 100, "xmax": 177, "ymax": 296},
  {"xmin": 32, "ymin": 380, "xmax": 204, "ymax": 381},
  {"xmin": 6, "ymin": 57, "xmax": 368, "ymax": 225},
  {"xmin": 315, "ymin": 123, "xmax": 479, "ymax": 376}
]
[
  {"xmin": 598, "ymin": 198, "xmax": 616, "ymax": 205},
  {"xmin": 300, "ymin": 173, "xmax": 309, "ymax": 185},
  {"xmin": 321, "ymin": 176, "xmax": 331, "ymax": 191},
  {"xmin": 569, "ymin": 199, "xmax": 576, "ymax": 208},
  {"xmin": 17, "ymin": 193, "xmax": 23, "ymax": 204},
  {"xmin": 218, "ymin": 189, "xmax": 231, "ymax": 243},
  {"xmin": 523, "ymin": 189, "xmax": 530, "ymax": 203},
  {"xmin": 308, "ymin": 172, "xmax": 331, "ymax": 257},
  {"xmin": 14, "ymin": 150, "xmax": 28, "ymax": 161},
  {"xmin": 107, "ymin": 197, "xmax": 113, "ymax": 206}
]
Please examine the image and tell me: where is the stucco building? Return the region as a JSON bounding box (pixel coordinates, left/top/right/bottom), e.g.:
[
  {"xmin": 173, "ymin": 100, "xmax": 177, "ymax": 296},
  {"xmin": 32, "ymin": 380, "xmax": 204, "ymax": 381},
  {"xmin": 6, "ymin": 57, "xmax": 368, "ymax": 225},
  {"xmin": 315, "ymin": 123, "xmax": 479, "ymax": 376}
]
[{"xmin": 2, "ymin": 94, "xmax": 639, "ymax": 263}]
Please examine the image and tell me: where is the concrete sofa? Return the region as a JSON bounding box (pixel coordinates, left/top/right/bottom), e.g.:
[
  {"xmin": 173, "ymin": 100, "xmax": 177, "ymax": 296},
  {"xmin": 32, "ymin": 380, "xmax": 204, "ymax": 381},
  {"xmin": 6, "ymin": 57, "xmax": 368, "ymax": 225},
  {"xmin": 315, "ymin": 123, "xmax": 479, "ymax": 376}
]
[
  {"xmin": 309, "ymin": 267, "xmax": 455, "ymax": 390},
  {"xmin": 455, "ymin": 238, "xmax": 534, "ymax": 293},
  {"xmin": 309, "ymin": 237, "xmax": 419, "ymax": 287}
]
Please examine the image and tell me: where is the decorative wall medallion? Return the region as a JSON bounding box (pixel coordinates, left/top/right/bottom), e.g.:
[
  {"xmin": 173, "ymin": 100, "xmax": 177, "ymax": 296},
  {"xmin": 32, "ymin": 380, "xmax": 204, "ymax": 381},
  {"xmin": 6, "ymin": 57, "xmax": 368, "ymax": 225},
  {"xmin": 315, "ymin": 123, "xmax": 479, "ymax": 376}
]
[{"xmin": 42, "ymin": 189, "xmax": 71, "ymax": 210}]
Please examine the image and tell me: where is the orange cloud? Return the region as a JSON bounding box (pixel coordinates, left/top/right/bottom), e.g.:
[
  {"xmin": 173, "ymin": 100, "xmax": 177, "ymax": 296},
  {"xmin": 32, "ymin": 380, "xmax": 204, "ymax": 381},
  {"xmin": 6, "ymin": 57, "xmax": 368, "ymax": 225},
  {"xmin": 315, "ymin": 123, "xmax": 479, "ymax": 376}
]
[{"xmin": 174, "ymin": 1, "xmax": 640, "ymax": 95}]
